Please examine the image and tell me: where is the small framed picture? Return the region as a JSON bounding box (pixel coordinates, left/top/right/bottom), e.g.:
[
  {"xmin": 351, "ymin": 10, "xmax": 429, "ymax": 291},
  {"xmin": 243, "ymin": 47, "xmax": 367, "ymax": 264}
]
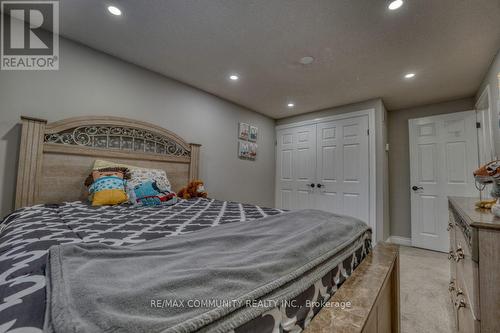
[
  {"xmin": 248, "ymin": 143, "xmax": 257, "ymax": 160},
  {"xmin": 249, "ymin": 126, "xmax": 258, "ymax": 142},
  {"xmin": 238, "ymin": 122, "xmax": 250, "ymax": 140},
  {"xmin": 238, "ymin": 141, "xmax": 250, "ymax": 158}
]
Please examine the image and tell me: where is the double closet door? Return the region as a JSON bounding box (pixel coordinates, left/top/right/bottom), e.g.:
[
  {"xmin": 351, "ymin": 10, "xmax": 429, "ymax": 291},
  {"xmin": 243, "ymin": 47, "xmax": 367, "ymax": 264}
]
[{"xmin": 276, "ymin": 115, "xmax": 370, "ymax": 223}]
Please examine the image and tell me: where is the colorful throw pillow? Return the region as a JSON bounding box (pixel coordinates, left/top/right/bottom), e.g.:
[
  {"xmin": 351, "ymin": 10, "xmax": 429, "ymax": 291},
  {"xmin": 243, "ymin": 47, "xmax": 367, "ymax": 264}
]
[
  {"xmin": 84, "ymin": 167, "xmax": 130, "ymax": 206},
  {"xmin": 127, "ymin": 180, "xmax": 178, "ymax": 206},
  {"xmin": 93, "ymin": 160, "xmax": 171, "ymax": 191},
  {"xmin": 92, "ymin": 160, "xmax": 174, "ymax": 206},
  {"xmin": 127, "ymin": 168, "xmax": 171, "ymax": 189}
]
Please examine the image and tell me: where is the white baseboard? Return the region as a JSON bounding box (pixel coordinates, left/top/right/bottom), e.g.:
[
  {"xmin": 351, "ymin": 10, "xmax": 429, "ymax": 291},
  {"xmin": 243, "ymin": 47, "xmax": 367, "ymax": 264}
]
[{"xmin": 386, "ymin": 236, "xmax": 412, "ymax": 246}]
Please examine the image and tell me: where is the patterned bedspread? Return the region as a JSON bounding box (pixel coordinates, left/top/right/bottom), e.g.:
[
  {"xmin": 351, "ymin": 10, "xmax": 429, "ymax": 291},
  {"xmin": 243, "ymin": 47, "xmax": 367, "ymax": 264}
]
[
  {"xmin": 0, "ymin": 198, "xmax": 283, "ymax": 333},
  {"xmin": 0, "ymin": 199, "xmax": 371, "ymax": 333}
]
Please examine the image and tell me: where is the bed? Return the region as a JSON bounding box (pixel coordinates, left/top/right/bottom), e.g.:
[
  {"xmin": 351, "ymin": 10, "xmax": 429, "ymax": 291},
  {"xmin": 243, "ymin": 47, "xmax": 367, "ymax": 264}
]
[{"xmin": 0, "ymin": 116, "xmax": 399, "ymax": 333}]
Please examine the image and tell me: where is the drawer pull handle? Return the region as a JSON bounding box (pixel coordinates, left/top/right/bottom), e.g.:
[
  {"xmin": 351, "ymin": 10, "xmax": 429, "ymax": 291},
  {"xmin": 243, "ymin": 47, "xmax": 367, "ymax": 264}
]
[
  {"xmin": 448, "ymin": 281, "xmax": 455, "ymax": 293},
  {"xmin": 455, "ymin": 248, "xmax": 464, "ymax": 262},
  {"xmin": 447, "ymin": 222, "xmax": 454, "ymax": 231},
  {"xmin": 454, "ymin": 299, "xmax": 466, "ymax": 309}
]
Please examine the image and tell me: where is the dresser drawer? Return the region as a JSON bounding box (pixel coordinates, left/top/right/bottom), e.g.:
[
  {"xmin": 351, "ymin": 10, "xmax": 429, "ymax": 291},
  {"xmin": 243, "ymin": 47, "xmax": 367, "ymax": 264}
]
[
  {"xmin": 455, "ymin": 278, "xmax": 480, "ymax": 333},
  {"xmin": 455, "ymin": 221, "xmax": 480, "ymax": 319}
]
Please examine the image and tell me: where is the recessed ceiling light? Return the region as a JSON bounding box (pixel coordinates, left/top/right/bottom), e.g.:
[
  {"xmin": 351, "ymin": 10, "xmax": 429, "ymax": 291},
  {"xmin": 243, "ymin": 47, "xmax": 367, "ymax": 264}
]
[
  {"xmin": 229, "ymin": 74, "xmax": 239, "ymax": 81},
  {"xmin": 107, "ymin": 5, "xmax": 122, "ymax": 16},
  {"xmin": 404, "ymin": 73, "xmax": 416, "ymax": 79},
  {"xmin": 299, "ymin": 56, "xmax": 314, "ymax": 65},
  {"xmin": 287, "ymin": 103, "xmax": 295, "ymax": 108},
  {"xmin": 388, "ymin": 0, "xmax": 404, "ymax": 10}
]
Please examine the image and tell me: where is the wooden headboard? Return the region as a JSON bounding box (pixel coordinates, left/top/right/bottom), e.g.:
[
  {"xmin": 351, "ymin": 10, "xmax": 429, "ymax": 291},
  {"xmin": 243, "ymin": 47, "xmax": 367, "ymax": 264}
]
[{"xmin": 15, "ymin": 116, "xmax": 201, "ymax": 209}]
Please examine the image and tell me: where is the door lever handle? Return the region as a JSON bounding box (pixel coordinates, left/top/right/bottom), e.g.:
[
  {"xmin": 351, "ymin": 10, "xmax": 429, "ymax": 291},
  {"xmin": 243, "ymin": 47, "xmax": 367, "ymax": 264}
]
[{"xmin": 412, "ymin": 186, "xmax": 424, "ymax": 191}]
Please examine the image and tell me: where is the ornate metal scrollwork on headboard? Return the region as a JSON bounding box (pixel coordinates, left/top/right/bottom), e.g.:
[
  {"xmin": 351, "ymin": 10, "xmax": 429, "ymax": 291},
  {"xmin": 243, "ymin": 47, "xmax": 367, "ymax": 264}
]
[{"xmin": 44, "ymin": 125, "xmax": 191, "ymax": 157}]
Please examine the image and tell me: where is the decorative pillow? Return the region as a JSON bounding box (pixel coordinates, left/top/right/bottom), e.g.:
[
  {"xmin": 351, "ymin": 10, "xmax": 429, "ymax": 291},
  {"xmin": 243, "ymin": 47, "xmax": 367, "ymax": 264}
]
[
  {"xmin": 127, "ymin": 180, "xmax": 178, "ymax": 206},
  {"xmin": 92, "ymin": 160, "xmax": 173, "ymax": 206},
  {"xmin": 84, "ymin": 167, "xmax": 130, "ymax": 206},
  {"xmin": 127, "ymin": 168, "xmax": 171, "ymax": 189},
  {"xmin": 93, "ymin": 160, "xmax": 171, "ymax": 188}
]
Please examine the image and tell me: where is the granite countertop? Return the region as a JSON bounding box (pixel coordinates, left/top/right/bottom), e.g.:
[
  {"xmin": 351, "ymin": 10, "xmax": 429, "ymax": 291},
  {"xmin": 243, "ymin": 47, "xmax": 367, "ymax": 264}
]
[
  {"xmin": 449, "ymin": 196, "xmax": 500, "ymax": 231},
  {"xmin": 303, "ymin": 243, "xmax": 399, "ymax": 333}
]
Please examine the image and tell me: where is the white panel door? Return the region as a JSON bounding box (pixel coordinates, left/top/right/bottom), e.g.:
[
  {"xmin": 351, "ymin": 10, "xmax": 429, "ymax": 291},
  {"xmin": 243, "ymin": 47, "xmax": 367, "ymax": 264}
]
[
  {"xmin": 409, "ymin": 111, "xmax": 478, "ymax": 252},
  {"xmin": 276, "ymin": 125, "xmax": 316, "ymax": 210},
  {"xmin": 316, "ymin": 116, "xmax": 369, "ymax": 222}
]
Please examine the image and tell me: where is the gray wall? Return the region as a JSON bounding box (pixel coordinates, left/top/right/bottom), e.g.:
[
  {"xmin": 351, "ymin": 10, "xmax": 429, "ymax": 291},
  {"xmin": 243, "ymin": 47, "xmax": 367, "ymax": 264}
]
[
  {"xmin": 0, "ymin": 37, "xmax": 276, "ymax": 218},
  {"xmin": 277, "ymin": 99, "xmax": 390, "ymax": 242},
  {"xmin": 387, "ymin": 98, "xmax": 475, "ymax": 238},
  {"xmin": 476, "ymin": 49, "xmax": 500, "ymax": 157}
]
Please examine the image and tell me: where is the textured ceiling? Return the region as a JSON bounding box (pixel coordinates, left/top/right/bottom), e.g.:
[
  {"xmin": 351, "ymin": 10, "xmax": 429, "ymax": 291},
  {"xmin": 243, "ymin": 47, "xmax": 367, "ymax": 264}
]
[{"xmin": 55, "ymin": 0, "xmax": 500, "ymax": 118}]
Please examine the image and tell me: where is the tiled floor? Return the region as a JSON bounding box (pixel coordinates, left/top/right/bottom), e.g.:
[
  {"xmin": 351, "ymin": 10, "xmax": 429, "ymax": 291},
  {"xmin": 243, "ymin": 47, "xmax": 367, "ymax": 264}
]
[{"xmin": 399, "ymin": 246, "xmax": 454, "ymax": 333}]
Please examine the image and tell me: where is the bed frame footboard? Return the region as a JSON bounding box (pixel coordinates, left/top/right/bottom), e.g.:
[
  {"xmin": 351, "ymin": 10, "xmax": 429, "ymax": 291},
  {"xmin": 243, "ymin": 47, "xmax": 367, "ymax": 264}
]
[{"xmin": 304, "ymin": 243, "xmax": 400, "ymax": 333}]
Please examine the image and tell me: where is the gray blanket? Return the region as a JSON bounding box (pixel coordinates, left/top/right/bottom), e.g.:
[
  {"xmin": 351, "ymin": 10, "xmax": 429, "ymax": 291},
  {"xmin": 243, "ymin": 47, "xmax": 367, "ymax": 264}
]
[{"xmin": 44, "ymin": 209, "xmax": 370, "ymax": 333}]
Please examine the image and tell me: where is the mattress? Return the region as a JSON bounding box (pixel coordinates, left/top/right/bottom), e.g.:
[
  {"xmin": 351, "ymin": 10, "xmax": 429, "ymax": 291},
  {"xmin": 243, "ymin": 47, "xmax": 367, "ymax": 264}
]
[{"xmin": 0, "ymin": 198, "xmax": 370, "ymax": 333}]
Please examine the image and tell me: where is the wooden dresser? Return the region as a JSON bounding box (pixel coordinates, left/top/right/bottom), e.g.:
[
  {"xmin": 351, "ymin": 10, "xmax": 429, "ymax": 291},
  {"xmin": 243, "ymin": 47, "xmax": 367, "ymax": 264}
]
[{"xmin": 448, "ymin": 197, "xmax": 500, "ymax": 333}]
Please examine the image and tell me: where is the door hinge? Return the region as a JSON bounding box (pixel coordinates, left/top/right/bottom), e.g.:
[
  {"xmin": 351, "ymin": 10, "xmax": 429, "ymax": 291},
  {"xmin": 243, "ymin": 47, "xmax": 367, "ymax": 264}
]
[
  {"xmin": 476, "ymin": 122, "xmax": 481, "ymax": 129},
  {"xmin": 367, "ymin": 129, "xmax": 370, "ymax": 135}
]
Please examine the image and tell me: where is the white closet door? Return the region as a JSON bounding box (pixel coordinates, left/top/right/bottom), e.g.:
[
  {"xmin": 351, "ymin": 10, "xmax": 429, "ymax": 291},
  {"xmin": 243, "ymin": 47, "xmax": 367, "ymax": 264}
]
[
  {"xmin": 409, "ymin": 111, "xmax": 478, "ymax": 252},
  {"xmin": 316, "ymin": 116, "xmax": 369, "ymax": 222},
  {"xmin": 276, "ymin": 125, "xmax": 316, "ymax": 210}
]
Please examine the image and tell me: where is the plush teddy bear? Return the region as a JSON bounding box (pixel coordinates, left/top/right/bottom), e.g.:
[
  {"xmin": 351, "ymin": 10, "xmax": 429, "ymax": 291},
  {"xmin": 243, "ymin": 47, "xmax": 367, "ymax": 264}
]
[{"xmin": 177, "ymin": 180, "xmax": 208, "ymax": 199}]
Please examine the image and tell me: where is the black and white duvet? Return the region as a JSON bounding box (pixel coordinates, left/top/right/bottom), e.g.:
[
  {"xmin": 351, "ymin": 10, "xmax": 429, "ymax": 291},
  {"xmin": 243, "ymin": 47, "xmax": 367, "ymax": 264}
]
[{"xmin": 0, "ymin": 198, "xmax": 370, "ymax": 333}]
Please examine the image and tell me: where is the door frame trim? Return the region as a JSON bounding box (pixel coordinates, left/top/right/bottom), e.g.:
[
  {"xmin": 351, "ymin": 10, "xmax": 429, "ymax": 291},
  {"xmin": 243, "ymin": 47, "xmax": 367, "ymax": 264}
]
[
  {"xmin": 275, "ymin": 108, "xmax": 377, "ymax": 243},
  {"xmin": 475, "ymin": 84, "xmax": 496, "ymax": 160}
]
